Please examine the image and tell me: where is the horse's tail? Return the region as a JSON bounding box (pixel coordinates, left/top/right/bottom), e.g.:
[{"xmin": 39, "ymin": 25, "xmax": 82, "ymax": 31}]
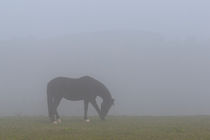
[{"xmin": 47, "ymin": 84, "xmax": 53, "ymax": 119}]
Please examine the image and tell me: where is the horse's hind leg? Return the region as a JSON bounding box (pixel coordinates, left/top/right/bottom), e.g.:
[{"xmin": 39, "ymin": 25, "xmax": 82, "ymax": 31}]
[{"xmin": 52, "ymin": 97, "xmax": 62, "ymax": 123}]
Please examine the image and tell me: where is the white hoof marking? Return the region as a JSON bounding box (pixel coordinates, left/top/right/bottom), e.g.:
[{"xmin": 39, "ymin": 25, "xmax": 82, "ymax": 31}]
[
  {"xmin": 53, "ymin": 121, "xmax": 58, "ymax": 124},
  {"xmin": 85, "ymin": 119, "xmax": 90, "ymax": 123},
  {"xmin": 57, "ymin": 119, "xmax": 62, "ymax": 123}
]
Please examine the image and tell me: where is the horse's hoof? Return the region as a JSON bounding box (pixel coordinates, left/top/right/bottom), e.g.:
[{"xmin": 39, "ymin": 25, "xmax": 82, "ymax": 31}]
[
  {"xmin": 57, "ymin": 119, "xmax": 62, "ymax": 123},
  {"xmin": 53, "ymin": 121, "xmax": 58, "ymax": 124},
  {"xmin": 85, "ymin": 119, "xmax": 90, "ymax": 123}
]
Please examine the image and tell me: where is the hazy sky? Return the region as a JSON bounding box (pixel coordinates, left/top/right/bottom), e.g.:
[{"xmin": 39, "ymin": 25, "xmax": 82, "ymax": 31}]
[
  {"xmin": 0, "ymin": 0, "xmax": 210, "ymax": 116},
  {"xmin": 0, "ymin": 33, "xmax": 209, "ymax": 116},
  {"xmin": 0, "ymin": 0, "xmax": 210, "ymax": 40}
]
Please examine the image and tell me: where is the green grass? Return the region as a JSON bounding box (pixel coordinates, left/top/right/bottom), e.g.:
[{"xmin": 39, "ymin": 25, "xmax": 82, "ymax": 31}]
[{"xmin": 1, "ymin": 116, "xmax": 210, "ymax": 140}]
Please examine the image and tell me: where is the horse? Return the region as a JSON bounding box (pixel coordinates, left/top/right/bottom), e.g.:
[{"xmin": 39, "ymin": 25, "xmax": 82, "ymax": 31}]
[{"xmin": 47, "ymin": 76, "xmax": 114, "ymax": 123}]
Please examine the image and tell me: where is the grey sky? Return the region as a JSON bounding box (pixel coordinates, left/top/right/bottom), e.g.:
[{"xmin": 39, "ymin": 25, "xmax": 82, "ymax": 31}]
[
  {"xmin": 0, "ymin": 33, "xmax": 209, "ymax": 116},
  {"xmin": 0, "ymin": 0, "xmax": 210, "ymax": 116},
  {"xmin": 0, "ymin": 0, "xmax": 210, "ymax": 40}
]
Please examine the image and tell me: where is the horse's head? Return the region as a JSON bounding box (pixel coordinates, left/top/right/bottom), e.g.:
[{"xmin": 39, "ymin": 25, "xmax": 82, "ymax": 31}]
[{"xmin": 100, "ymin": 98, "xmax": 114, "ymax": 120}]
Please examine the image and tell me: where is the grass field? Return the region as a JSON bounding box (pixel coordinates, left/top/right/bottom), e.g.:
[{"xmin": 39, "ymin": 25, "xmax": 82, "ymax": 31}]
[{"xmin": 1, "ymin": 116, "xmax": 210, "ymax": 140}]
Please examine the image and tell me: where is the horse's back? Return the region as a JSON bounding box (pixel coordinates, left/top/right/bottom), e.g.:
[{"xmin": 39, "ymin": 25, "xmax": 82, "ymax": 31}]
[
  {"xmin": 48, "ymin": 76, "xmax": 96, "ymax": 86},
  {"xmin": 47, "ymin": 76, "xmax": 101, "ymax": 100}
]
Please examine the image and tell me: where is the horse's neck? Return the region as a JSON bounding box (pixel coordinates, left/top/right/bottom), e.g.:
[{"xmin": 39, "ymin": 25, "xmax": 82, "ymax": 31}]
[{"xmin": 99, "ymin": 93, "xmax": 111, "ymax": 102}]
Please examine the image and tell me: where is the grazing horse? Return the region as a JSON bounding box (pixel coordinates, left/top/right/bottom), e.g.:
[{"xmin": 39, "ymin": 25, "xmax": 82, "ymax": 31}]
[{"xmin": 47, "ymin": 76, "xmax": 114, "ymax": 123}]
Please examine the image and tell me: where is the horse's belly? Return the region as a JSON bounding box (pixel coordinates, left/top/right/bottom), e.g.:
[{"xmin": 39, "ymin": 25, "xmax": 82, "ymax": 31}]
[
  {"xmin": 64, "ymin": 96, "xmax": 83, "ymax": 101},
  {"xmin": 63, "ymin": 92, "xmax": 85, "ymax": 101}
]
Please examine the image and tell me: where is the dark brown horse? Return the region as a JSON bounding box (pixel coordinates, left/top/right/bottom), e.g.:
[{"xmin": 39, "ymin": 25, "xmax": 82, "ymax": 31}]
[{"xmin": 47, "ymin": 76, "xmax": 114, "ymax": 123}]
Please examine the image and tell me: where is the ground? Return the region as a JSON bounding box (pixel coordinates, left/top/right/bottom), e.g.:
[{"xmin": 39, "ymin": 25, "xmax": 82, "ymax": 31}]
[{"xmin": 1, "ymin": 116, "xmax": 210, "ymax": 140}]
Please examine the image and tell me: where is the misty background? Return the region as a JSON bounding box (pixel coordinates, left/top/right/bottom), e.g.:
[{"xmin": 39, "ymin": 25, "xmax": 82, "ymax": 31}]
[{"xmin": 0, "ymin": 0, "xmax": 210, "ymax": 116}]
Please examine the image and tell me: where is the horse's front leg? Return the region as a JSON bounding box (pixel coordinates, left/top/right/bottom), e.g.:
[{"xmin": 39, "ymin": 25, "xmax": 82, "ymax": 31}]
[
  {"xmin": 90, "ymin": 99, "xmax": 103, "ymax": 120},
  {"xmin": 84, "ymin": 100, "xmax": 90, "ymax": 122}
]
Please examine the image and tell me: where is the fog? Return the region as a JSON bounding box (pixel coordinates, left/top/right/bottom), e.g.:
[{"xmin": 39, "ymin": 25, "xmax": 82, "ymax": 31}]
[{"xmin": 0, "ymin": 0, "xmax": 210, "ymax": 116}]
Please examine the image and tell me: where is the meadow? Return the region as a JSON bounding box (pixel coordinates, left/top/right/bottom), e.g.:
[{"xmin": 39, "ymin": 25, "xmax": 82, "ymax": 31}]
[{"xmin": 1, "ymin": 116, "xmax": 210, "ymax": 140}]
